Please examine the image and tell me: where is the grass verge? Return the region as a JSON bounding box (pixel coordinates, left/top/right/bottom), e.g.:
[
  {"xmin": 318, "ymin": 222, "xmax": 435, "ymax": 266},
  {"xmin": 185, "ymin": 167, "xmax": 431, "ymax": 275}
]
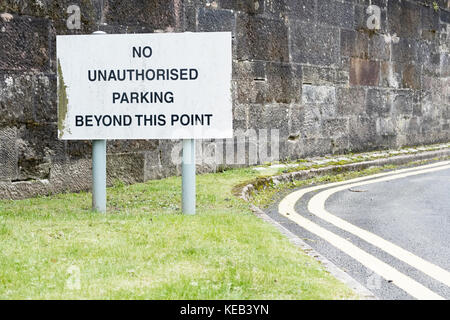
[{"xmin": 0, "ymin": 168, "xmax": 357, "ymax": 300}]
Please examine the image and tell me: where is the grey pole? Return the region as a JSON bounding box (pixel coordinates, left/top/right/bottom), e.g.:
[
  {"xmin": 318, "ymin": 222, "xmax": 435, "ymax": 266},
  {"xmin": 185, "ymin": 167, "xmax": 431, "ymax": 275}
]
[
  {"xmin": 92, "ymin": 31, "xmax": 107, "ymax": 213},
  {"xmin": 92, "ymin": 139, "xmax": 107, "ymax": 212},
  {"xmin": 182, "ymin": 139, "xmax": 196, "ymax": 215}
]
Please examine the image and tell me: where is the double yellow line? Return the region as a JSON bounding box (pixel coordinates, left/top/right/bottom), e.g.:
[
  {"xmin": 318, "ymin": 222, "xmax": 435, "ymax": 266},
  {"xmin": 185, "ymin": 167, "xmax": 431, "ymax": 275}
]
[{"xmin": 279, "ymin": 161, "xmax": 450, "ymax": 300}]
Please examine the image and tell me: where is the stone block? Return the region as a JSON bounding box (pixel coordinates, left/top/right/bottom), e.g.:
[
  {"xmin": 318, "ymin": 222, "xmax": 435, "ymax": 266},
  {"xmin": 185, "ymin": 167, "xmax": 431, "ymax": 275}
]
[
  {"xmin": 235, "ymin": 61, "xmax": 301, "ymax": 104},
  {"xmin": 375, "ymin": 117, "xmax": 397, "ymax": 138},
  {"xmin": 417, "ymin": 40, "xmax": 441, "ymax": 76},
  {"xmin": 290, "ymin": 21, "xmax": 339, "ymax": 66},
  {"xmin": 264, "ymin": 62, "xmax": 302, "ymax": 103},
  {"xmin": 0, "ymin": 15, "xmax": 50, "ymax": 72},
  {"xmin": 387, "ymin": 0, "xmax": 421, "ymax": 38},
  {"xmin": 302, "ymin": 66, "xmax": 336, "ymax": 85},
  {"xmin": 349, "ymin": 58, "xmax": 380, "ymax": 86},
  {"xmin": 0, "ymin": 73, "xmax": 34, "ymax": 125},
  {"xmin": 368, "ymin": 34, "xmax": 390, "ymax": 61},
  {"xmin": 400, "ymin": 63, "xmax": 421, "ymax": 89},
  {"xmin": 236, "ymin": 13, "xmax": 289, "ymax": 62},
  {"xmin": 17, "ymin": 123, "xmax": 64, "ymax": 179},
  {"xmin": 247, "ymin": 103, "xmax": 290, "ymax": 140},
  {"xmin": 391, "ymin": 38, "xmax": 418, "ymax": 63},
  {"xmin": 441, "ymin": 8, "xmax": 450, "ymax": 24},
  {"xmin": 0, "ymin": 0, "xmax": 98, "ymax": 33},
  {"xmin": 366, "ymin": 88, "xmax": 391, "ymax": 116},
  {"xmin": 219, "ymin": 0, "xmax": 264, "ymax": 14},
  {"xmin": 348, "ymin": 115, "xmax": 377, "ymax": 151},
  {"xmin": 67, "ymin": 140, "xmax": 91, "ymax": 159},
  {"xmin": 232, "ymin": 103, "xmax": 248, "ymax": 130},
  {"xmin": 234, "ymin": 60, "xmax": 266, "ymax": 104},
  {"xmin": 336, "ymin": 87, "xmax": 366, "ymax": 115},
  {"xmin": 302, "ymin": 85, "xmax": 336, "ymax": 105},
  {"xmin": 107, "ymin": 139, "xmax": 159, "ymax": 154},
  {"xmin": 317, "ymin": 0, "xmax": 354, "ymax": 29},
  {"xmin": 341, "ymin": 29, "xmax": 369, "ymax": 59},
  {"xmin": 288, "ymin": 104, "xmax": 305, "ymax": 134},
  {"xmin": 105, "ymin": 0, "xmax": 180, "ymax": 31},
  {"xmin": 441, "ymin": 53, "xmax": 450, "ymax": 77},
  {"xmin": 301, "ymin": 105, "xmax": 322, "ymax": 138},
  {"xmin": 319, "ymin": 102, "xmax": 337, "ymax": 119},
  {"xmin": 50, "ymin": 158, "xmax": 92, "ymax": 193},
  {"xmin": 421, "ymin": 5, "xmax": 441, "ymax": 40},
  {"xmin": 263, "ymin": 0, "xmax": 284, "ymax": 16},
  {"xmin": 33, "ymin": 74, "xmax": 57, "ymax": 123},
  {"xmin": 197, "ymin": 7, "xmax": 235, "ymax": 33},
  {"xmin": 380, "ymin": 62, "xmax": 401, "ymax": 88},
  {"xmin": 107, "ymin": 153, "xmax": 146, "ymax": 184},
  {"xmin": 301, "ymin": 137, "xmax": 333, "ymax": 157},
  {"xmin": 284, "ymin": 0, "xmax": 316, "ymax": 22},
  {"xmin": 391, "ymin": 90, "xmax": 414, "ymax": 116},
  {"xmin": 0, "ymin": 127, "xmax": 17, "ymax": 181},
  {"xmin": 322, "ymin": 118, "xmax": 349, "ymax": 138}
]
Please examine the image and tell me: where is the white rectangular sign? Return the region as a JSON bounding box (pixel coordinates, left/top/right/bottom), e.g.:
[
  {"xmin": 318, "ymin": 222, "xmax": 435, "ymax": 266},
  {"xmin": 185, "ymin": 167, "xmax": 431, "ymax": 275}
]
[{"xmin": 56, "ymin": 32, "xmax": 232, "ymax": 140}]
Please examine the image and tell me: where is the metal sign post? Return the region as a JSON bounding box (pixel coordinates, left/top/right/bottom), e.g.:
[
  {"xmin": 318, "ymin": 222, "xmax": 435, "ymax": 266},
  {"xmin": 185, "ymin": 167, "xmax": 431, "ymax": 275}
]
[
  {"xmin": 92, "ymin": 31, "xmax": 107, "ymax": 213},
  {"xmin": 92, "ymin": 139, "xmax": 106, "ymax": 212},
  {"xmin": 182, "ymin": 139, "xmax": 196, "ymax": 215},
  {"xmin": 56, "ymin": 32, "xmax": 232, "ymax": 215}
]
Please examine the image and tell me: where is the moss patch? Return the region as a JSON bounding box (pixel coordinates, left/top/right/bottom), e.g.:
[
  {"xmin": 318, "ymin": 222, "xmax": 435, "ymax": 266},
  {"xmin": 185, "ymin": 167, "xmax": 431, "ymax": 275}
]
[{"xmin": 57, "ymin": 59, "xmax": 69, "ymax": 139}]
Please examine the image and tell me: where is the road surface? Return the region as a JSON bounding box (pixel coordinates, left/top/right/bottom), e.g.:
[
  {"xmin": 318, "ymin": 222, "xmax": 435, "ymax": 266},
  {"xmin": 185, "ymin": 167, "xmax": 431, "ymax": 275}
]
[{"xmin": 267, "ymin": 161, "xmax": 450, "ymax": 300}]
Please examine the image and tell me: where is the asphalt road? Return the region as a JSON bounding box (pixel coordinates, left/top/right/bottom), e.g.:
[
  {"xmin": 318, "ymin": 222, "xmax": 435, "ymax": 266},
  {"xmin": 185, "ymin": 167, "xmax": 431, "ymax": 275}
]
[{"xmin": 267, "ymin": 161, "xmax": 450, "ymax": 300}]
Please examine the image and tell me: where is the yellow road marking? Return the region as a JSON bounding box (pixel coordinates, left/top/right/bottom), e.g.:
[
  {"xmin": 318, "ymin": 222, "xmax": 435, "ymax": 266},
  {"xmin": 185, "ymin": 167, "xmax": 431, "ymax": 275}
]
[{"xmin": 278, "ymin": 161, "xmax": 450, "ymax": 300}]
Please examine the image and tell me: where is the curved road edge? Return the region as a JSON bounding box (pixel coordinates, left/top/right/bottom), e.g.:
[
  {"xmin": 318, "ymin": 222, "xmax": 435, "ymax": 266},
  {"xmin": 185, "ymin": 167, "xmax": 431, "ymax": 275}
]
[{"xmin": 239, "ymin": 148, "xmax": 450, "ymax": 300}]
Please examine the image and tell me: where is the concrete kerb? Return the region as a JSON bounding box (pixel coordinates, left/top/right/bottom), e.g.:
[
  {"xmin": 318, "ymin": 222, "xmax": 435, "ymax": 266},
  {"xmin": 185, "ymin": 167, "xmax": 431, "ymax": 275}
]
[{"xmin": 238, "ymin": 147, "xmax": 450, "ymax": 300}]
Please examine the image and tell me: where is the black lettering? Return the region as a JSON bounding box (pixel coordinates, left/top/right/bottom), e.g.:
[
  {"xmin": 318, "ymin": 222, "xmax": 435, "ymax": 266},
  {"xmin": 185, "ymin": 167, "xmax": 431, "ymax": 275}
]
[
  {"xmin": 85, "ymin": 115, "xmax": 93, "ymax": 127},
  {"xmin": 117, "ymin": 70, "xmax": 126, "ymax": 81},
  {"xmin": 142, "ymin": 46, "xmax": 152, "ymax": 58},
  {"xmin": 140, "ymin": 92, "xmax": 149, "ymax": 103},
  {"xmin": 132, "ymin": 46, "xmax": 141, "ymax": 58},
  {"xmin": 135, "ymin": 69, "xmax": 145, "ymax": 81},
  {"xmin": 154, "ymin": 92, "xmax": 163, "ymax": 103},
  {"xmin": 158, "ymin": 114, "xmax": 166, "ymax": 126},
  {"xmin": 146, "ymin": 69, "xmax": 155, "ymax": 81},
  {"xmin": 135, "ymin": 114, "xmax": 143, "ymax": 126},
  {"xmin": 112, "ymin": 92, "xmax": 120, "ymax": 104},
  {"xmin": 171, "ymin": 114, "xmax": 179, "ymax": 126},
  {"xmin": 113, "ymin": 115, "xmax": 122, "ymax": 126},
  {"xmin": 98, "ymin": 70, "xmax": 107, "ymax": 81},
  {"xmin": 108, "ymin": 70, "xmax": 117, "ymax": 81},
  {"xmin": 190, "ymin": 68, "xmax": 198, "ymax": 80},
  {"xmin": 180, "ymin": 68, "xmax": 188, "ymax": 80},
  {"xmin": 75, "ymin": 115, "xmax": 84, "ymax": 126},
  {"xmin": 195, "ymin": 114, "xmax": 203, "ymax": 125},
  {"xmin": 180, "ymin": 114, "xmax": 190, "ymax": 126},
  {"xmin": 156, "ymin": 69, "xmax": 165, "ymax": 80},
  {"xmin": 88, "ymin": 70, "xmax": 96, "ymax": 82},
  {"xmin": 102, "ymin": 115, "xmax": 112, "ymax": 127},
  {"xmin": 205, "ymin": 114, "xmax": 212, "ymax": 126},
  {"xmin": 120, "ymin": 93, "xmax": 129, "ymax": 104},
  {"xmin": 132, "ymin": 46, "xmax": 152, "ymax": 58},
  {"xmin": 164, "ymin": 92, "xmax": 174, "ymax": 103},
  {"xmin": 143, "ymin": 114, "xmax": 154, "ymax": 126},
  {"xmin": 130, "ymin": 92, "xmax": 139, "ymax": 103},
  {"xmin": 170, "ymin": 69, "xmax": 179, "ymax": 80},
  {"xmin": 94, "ymin": 115, "xmax": 102, "ymax": 126},
  {"xmin": 126, "ymin": 69, "xmax": 134, "ymax": 80},
  {"xmin": 124, "ymin": 115, "xmax": 132, "ymax": 126}
]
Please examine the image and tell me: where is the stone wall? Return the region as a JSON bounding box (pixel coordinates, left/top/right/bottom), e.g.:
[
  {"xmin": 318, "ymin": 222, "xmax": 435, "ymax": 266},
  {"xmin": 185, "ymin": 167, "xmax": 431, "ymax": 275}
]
[{"xmin": 0, "ymin": 0, "xmax": 449, "ymax": 198}]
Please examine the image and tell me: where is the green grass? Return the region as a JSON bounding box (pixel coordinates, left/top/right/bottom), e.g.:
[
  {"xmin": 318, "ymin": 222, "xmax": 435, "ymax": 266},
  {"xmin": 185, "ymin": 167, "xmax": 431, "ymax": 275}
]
[{"xmin": 0, "ymin": 168, "xmax": 357, "ymax": 300}]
